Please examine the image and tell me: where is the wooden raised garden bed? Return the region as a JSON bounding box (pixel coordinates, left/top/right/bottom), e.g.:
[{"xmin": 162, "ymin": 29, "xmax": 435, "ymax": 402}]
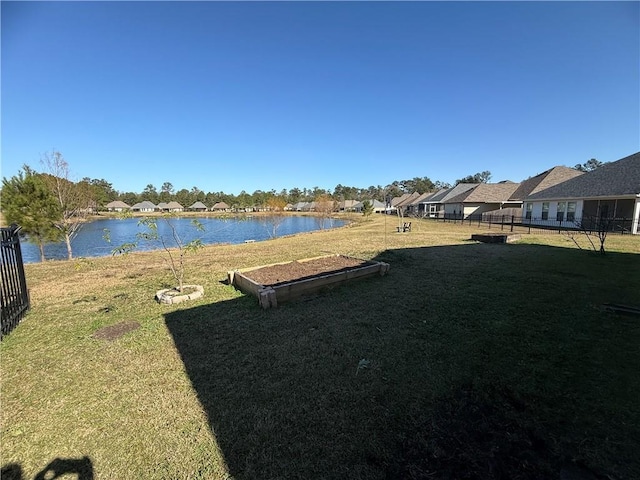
[{"xmin": 227, "ymin": 254, "xmax": 390, "ymax": 309}]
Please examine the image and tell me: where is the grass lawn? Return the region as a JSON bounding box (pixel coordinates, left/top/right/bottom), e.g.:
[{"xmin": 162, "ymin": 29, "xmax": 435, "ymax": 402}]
[{"xmin": 2, "ymin": 215, "xmax": 639, "ymax": 479}]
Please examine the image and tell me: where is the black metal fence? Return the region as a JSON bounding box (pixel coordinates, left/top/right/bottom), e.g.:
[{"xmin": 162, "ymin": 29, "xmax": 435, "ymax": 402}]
[
  {"xmin": 424, "ymin": 213, "xmax": 637, "ymax": 235},
  {"xmin": 1, "ymin": 225, "xmax": 30, "ymax": 339}
]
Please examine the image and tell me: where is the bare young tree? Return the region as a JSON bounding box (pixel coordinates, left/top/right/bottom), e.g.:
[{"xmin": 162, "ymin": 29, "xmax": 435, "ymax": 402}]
[
  {"xmin": 41, "ymin": 150, "xmax": 91, "ymax": 260},
  {"xmin": 105, "ymin": 213, "xmax": 205, "ymax": 293},
  {"xmin": 565, "ymin": 215, "xmax": 612, "ymax": 255},
  {"xmin": 262, "ymin": 197, "xmax": 287, "ymax": 238},
  {"xmin": 314, "ymin": 194, "xmax": 336, "ymax": 229},
  {"xmin": 137, "ymin": 216, "xmax": 204, "ymax": 293}
]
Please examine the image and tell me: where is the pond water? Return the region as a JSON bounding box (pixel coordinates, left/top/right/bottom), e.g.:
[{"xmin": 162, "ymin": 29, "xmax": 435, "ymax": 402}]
[{"xmin": 19, "ymin": 215, "xmax": 346, "ymax": 263}]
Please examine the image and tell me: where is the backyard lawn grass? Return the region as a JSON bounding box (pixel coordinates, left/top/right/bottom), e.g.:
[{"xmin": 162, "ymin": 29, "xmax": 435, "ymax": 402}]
[{"xmin": 1, "ymin": 215, "xmax": 639, "ymax": 479}]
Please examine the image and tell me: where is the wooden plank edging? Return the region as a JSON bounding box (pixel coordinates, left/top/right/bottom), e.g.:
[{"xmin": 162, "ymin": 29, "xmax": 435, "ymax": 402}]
[{"xmin": 228, "ymin": 255, "xmax": 390, "ymax": 309}]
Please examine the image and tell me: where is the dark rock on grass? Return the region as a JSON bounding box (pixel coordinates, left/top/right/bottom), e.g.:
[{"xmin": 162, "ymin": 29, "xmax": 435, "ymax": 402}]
[
  {"xmin": 92, "ymin": 321, "xmax": 140, "ymax": 341},
  {"xmin": 72, "ymin": 295, "xmax": 97, "ymax": 304}
]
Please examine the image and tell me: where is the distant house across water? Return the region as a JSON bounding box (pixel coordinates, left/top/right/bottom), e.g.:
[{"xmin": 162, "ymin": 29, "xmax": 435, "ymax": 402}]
[
  {"xmin": 189, "ymin": 201, "xmax": 208, "ymax": 212},
  {"xmin": 105, "ymin": 200, "xmax": 131, "ymax": 212},
  {"xmin": 211, "ymin": 201, "xmax": 230, "ymax": 212},
  {"xmin": 131, "ymin": 201, "xmax": 156, "ymax": 212}
]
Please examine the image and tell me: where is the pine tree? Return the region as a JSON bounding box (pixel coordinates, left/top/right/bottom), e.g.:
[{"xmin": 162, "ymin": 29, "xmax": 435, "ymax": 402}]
[
  {"xmin": 1, "ymin": 166, "xmax": 62, "ymax": 262},
  {"xmin": 361, "ymin": 200, "xmax": 374, "ymax": 217}
]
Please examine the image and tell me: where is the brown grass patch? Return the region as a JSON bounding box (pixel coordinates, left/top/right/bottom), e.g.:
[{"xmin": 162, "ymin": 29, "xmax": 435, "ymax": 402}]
[{"xmin": 92, "ymin": 321, "xmax": 140, "ymax": 341}]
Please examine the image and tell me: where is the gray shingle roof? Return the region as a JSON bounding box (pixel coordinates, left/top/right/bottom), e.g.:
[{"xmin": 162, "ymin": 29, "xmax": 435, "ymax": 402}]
[
  {"xmin": 340, "ymin": 200, "xmax": 360, "ymax": 209},
  {"xmin": 189, "ymin": 201, "xmax": 208, "ymax": 209},
  {"xmin": 446, "ymin": 182, "xmax": 520, "ymax": 204},
  {"xmin": 132, "ymin": 201, "xmax": 156, "ymax": 210},
  {"xmin": 391, "ymin": 193, "xmax": 411, "ymax": 207},
  {"xmin": 419, "ymin": 188, "xmax": 449, "ymax": 203},
  {"xmin": 422, "ymin": 183, "xmax": 479, "ymax": 203},
  {"xmin": 406, "ymin": 192, "xmax": 434, "ymax": 205},
  {"xmin": 353, "ymin": 199, "xmax": 386, "ymax": 209},
  {"xmin": 418, "ymin": 191, "xmax": 440, "ymax": 202},
  {"xmin": 106, "ymin": 201, "xmax": 130, "ymax": 208},
  {"xmin": 395, "ymin": 192, "xmax": 422, "ymax": 207},
  {"xmin": 526, "ymin": 152, "xmax": 640, "ymax": 200},
  {"xmin": 510, "ymin": 166, "xmax": 584, "ymax": 201}
]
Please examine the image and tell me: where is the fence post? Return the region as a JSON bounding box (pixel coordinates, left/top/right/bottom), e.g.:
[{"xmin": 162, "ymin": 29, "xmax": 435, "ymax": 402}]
[
  {"xmin": 510, "ymin": 215, "xmax": 514, "ymax": 232},
  {"xmin": 1, "ymin": 225, "xmax": 30, "ymax": 340},
  {"xmin": 501, "ymin": 215, "xmax": 505, "ymax": 231}
]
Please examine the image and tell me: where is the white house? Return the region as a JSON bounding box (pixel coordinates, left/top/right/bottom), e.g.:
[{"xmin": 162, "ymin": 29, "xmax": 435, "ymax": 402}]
[
  {"xmin": 352, "ymin": 199, "xmax": 386, "ymax": 213},
  {"xmin": 418, "ymin": 184, "xmax": 478, "ymax": 218},
  {"xmin": 211, "ymin": 202, "xmax": 230, "ymax": 212},
  {"xmin": 164, "ymin": 201, "xmax": 184, "ymax": 212},
  {"xmin": 131, "ymin": 201, "xmax": 157, "ymax": 212},
  {"xmin": 443, "ymin": 182, "xmax": 520, "ymax": 218},
  {"xmin": 523, "ymin": 152, "xmax": 640, "ymax": 234},
  {"xmin": 105, "ymin": 200, "xmax": 131, "ymax": 212},
  {"xmin": 189, "ymin": 201, "xmax": 208, "ymax": 212}
]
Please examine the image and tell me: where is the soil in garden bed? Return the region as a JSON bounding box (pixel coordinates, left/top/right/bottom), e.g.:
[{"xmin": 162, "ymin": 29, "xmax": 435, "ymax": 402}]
[{"xmin": 244, "ymin": 256, "xmax": 370, "ymax": 286}]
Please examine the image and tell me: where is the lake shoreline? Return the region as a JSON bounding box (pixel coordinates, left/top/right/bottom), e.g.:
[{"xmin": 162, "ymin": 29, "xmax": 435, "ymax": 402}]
[{"xmin": 19, "ymin": 213, "xmax": 357, "ymax": 263}]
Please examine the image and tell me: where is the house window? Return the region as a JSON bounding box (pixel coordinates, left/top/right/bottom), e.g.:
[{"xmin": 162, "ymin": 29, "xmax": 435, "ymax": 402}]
[
  {"xmin": 542, "ymin": 202, "xmax": 549, "ymax": 220},
  {"xmin": 567, "ymin": 202, "xmax": 576, "ymax": 221},
  {"xmin": 525, "ymin": 203, "xmax": 532, "ymax": 220},
  {"xmin": 556, "ymin": 202, "xmax": 566, "ymax": 222}
]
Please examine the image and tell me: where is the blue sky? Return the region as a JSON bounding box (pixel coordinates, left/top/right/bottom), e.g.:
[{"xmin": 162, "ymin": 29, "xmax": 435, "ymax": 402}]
[{"xmin": 2, "ymin": 1, "xmax": 639, "ymax": 196}]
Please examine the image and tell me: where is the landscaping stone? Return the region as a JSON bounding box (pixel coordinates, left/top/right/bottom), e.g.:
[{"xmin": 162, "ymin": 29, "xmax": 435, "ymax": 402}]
[{"xmin": 155, "ymin": 285, "xmax": 204, "ymax": 305}]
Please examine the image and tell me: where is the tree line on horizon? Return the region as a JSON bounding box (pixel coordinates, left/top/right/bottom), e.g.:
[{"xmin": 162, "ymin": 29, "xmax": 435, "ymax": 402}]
[
  {"xmin": 0, "ymin": 151, "xmax": 481, "ymax": 260},
  {"xmin": 1, "ymin": 150, "xmax": 603, "ymax": 261},
  {"xmin": 3, "ymin": 153, "xmax": 497, "ymax": 211},
  {"xmin": 3, "ymin": 151, "xmax": 605, "ymax": 214}
]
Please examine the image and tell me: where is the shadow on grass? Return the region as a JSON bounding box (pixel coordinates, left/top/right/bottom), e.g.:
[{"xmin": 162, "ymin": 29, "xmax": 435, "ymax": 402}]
[
  {"xmin": 1, "ymin": 457, "xmax": 94, "ymax": 480},
  {"xmin": 164, "ymin": 243, "xmax": 640, "ymax": 479}
]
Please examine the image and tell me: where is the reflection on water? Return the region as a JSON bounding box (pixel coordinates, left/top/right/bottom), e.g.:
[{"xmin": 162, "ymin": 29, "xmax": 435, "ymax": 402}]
[{"xmin": 20, "ymin": 215, "xmax": 344, "ymax": 263}]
